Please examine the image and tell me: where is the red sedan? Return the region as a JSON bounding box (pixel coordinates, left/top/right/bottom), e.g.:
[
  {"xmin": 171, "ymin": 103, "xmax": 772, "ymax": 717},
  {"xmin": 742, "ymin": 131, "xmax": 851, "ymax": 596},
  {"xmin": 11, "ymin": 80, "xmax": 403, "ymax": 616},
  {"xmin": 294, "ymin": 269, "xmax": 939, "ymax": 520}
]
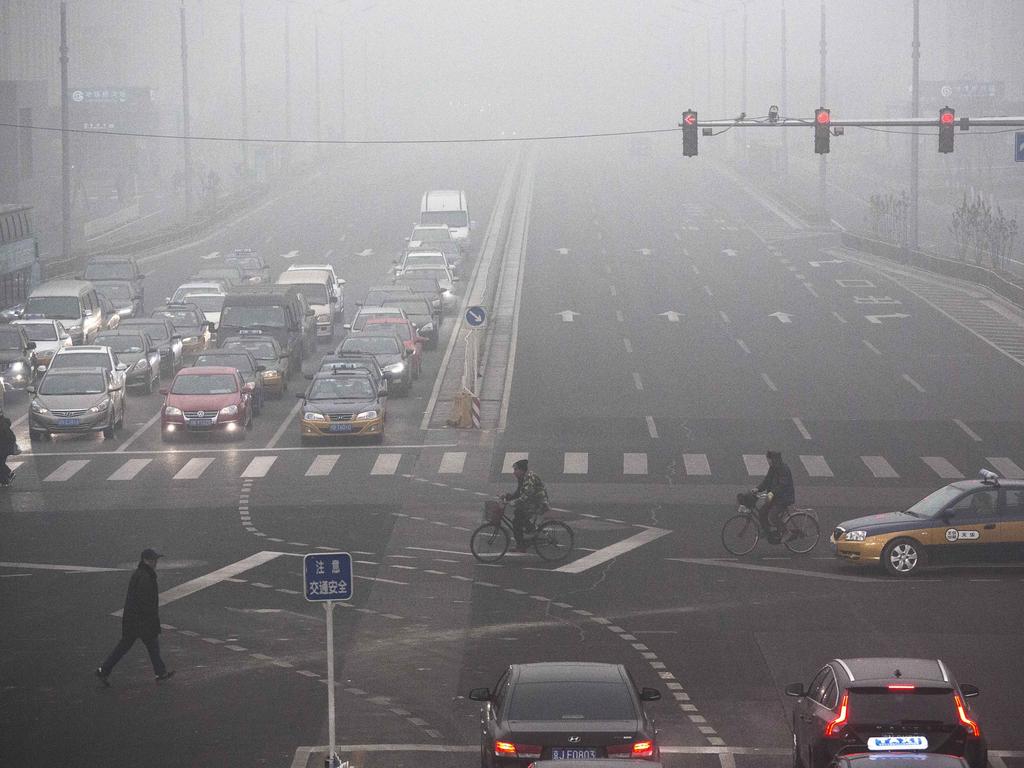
[
  {"xmin": 160, "ymin": 365, "xmax": 254, "ymax": 441},
  {"xmin": 362, "ymin": 317, "xmax": 427, "ymax": 379}
]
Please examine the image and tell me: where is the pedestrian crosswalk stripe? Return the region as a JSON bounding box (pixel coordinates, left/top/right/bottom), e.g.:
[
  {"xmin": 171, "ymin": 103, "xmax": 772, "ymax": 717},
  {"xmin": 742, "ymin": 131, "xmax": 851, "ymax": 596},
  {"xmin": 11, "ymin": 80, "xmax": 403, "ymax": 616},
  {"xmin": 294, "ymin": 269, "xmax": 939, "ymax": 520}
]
[
  {"xmin": 743, "ymin": 454, "xmax": 768, "ymax": 476},
  {"xmin": 305, "ymin": 454, "xmax": 339, "ymax": 477},
  {"xmin": 862, "ymin": 456, "xmax": 899, "ymax": 478},
  {"xmin": 922, "ymin": 456, "xmax": 964, "ymax": 479},
  {"xmin": 44, "ymin": 459, "xmax": 89, "ymax": 482},
  {"xmin": 241, "ymin": 456, "xmax": 277, "ymax": 478},
  {"xmin": 108, "ymin": 458, "xmax": 152, "ymax": 481},
  {"xmin": 623, "ymin": 453, "xmax": 647, "ymax": 475},
  {"xmin": 174, "ymin": 457, "xmax": 214, "ymax": 480},
  {"xmin": 438, "ymin": 451, "xmax": 466, "ymax": 474},
  {"xmin": 370, "ymin": 453, "xmax": 402, "ymax": 476},
  {"xmin": 563, "ymin": 452, "xmax": 588, "ymax": 474},
  {"xmin": 800, "ymin": 455, "xmax": 834, "ymax": 478},
  {"xmin": 682, "ymin": 453, "xmax": 711, "ymax": 476},
  {"xmin": 986, "ymin": 457, "xmax": 1024, "ymax": 480},
  {"xmin": 502, "ymin": 452, "xmax": 528, "ymax": 474},
  {"xmin": 8, "ymin": 461, "xmax": 24, "ymax": 473}
]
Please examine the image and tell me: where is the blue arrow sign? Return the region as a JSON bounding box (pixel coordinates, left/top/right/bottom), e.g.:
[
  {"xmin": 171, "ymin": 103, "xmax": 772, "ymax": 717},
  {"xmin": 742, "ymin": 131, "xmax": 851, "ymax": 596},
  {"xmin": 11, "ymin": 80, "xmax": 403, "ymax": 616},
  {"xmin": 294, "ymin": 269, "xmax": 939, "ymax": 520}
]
[
  {"xmin": 303, "ymin": 552, "xmax": 353, "ymax": 601},
  {"xmin": 1016, "ymin": 132, "xmax": 1024, "ymax": 163},
  {"xmin": 465, "ymin": 305, "xmax": 487, "ymax": 328}
]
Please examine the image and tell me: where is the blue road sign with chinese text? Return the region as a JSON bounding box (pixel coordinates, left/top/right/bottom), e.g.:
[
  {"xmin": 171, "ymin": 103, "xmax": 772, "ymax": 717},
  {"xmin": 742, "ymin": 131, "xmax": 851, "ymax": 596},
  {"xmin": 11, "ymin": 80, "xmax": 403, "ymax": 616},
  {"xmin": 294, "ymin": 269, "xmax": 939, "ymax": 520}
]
[{"xmin": 303, "ymin": 552, "xmax": 353, "ymax": 601}]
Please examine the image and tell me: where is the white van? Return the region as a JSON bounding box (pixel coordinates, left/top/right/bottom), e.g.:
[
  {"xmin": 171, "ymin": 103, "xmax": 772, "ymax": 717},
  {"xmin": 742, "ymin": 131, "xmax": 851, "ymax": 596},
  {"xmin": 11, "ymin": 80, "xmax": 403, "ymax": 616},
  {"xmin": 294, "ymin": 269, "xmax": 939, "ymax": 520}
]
[
  {"xmin": 420, "ymin": 190, "xmax": 472, "ymax": 247},
  {"xmin": 277, "ymin": 266, "xmax": 343, "ymax": 340}
]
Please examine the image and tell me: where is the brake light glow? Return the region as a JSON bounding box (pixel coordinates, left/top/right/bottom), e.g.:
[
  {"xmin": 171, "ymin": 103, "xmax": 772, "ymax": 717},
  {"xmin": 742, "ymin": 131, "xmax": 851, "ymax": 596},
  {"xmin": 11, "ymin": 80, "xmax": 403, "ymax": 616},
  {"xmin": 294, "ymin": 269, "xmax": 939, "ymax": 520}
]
[
  {"xmin": 954, "ymin": 694, "xmax": 981, "ymax": 738},
  {"xmin": 888, "ymin": 684, "xmax": 916, "ymax": 690},
  {"xmin": 494, "ymin": 741, "xmax": 516, "ymax": 756},
  {"xmin": 493, "ymin": 741, "xmax": 542, "ymax": 759},
  {"xmin": 825, "ymin": 692, "xmax": 849, "ymax": 737},
  {"xmin": 606, "ymin": 740, "xmax": 655, "ymax": 758}
]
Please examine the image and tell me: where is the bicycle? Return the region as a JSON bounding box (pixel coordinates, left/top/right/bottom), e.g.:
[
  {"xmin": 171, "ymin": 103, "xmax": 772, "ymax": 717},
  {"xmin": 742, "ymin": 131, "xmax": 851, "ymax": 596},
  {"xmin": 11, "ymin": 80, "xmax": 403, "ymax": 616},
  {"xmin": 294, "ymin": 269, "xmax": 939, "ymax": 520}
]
[
  {"xmin": 721, "ymin": 491, "xmax": 820, "ymax": 556},
  {"xmin": 470, "ymin": 499, "xmax": 574, "ymax": 564}
]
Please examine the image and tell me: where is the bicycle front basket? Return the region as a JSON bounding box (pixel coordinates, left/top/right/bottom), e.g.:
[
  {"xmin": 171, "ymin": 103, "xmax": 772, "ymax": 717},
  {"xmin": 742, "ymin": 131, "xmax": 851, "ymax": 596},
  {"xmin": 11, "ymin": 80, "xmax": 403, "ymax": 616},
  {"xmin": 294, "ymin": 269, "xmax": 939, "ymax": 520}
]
[{"xmin": 483, "ymin": 500, "xmax": 503, "ymax": 525}]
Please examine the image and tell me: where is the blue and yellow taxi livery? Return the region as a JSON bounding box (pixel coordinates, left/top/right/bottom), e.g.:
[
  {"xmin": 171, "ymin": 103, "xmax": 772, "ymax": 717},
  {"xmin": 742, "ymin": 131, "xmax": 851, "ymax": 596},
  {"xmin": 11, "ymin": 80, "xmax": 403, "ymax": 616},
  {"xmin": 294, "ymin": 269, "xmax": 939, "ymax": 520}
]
[
  {"xmin": 831, "ymin": 471, "xmax": 1024, "ymax": 576},
  {"xmin": 299, "ymin": 370, "xmax": 385, "ymax": 443}
]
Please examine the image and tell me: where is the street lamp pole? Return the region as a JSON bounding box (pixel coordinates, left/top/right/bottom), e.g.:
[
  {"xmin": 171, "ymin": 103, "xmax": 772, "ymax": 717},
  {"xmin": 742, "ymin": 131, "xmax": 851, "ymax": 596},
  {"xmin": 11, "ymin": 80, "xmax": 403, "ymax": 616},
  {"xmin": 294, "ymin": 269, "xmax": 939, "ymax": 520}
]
[
  {"xmin": 284, "ymin": 3, "xmax": 292, "ymax": 142},
  {"xmin": 780, "ymin": 0, "xmax": 789, "ymax": 176},
  {"xmin": 910, "ymin": 0, "xmax": 921, "ymax": 250},
  {"xmin": 239, "ymin": 0, "xmax": 249, "ymax": 173},
  {"xmin": 818, "ymin": 0, "xmax": 828, "ymax": 223},
  {"xmin": 60, "ymin": 1, "xmax": 71, "ymax": 260},
  {"xmin": 314, "ymin": 19, "xmax": 322, "ymax": 145},
  {"xmin": 179, "ymin": 0, "xmax": 192, "ymax": 219}
]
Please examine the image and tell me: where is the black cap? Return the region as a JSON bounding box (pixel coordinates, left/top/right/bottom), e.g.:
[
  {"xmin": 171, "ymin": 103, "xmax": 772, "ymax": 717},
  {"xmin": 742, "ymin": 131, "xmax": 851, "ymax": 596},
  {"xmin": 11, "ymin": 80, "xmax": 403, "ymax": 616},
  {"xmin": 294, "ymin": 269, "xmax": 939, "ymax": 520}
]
[
  {"xmin": 766, "ymin": 450, "xmax": 782, "ymax": 461},
  {"xmin": 512, "ymin": 459, "xmax": 528, "ymax": 471},
  {"xmin": 140, "ymin": 548, "xmax": 163, "ymax": 561}
]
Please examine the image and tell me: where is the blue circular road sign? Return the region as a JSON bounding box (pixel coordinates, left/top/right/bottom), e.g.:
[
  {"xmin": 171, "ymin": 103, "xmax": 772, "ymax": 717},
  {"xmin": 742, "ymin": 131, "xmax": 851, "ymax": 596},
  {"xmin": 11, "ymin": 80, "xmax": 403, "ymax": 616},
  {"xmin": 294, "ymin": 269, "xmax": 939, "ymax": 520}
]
[{"xmin": 465, "ymin": 306, "xmax": 487, "ymax": 328}]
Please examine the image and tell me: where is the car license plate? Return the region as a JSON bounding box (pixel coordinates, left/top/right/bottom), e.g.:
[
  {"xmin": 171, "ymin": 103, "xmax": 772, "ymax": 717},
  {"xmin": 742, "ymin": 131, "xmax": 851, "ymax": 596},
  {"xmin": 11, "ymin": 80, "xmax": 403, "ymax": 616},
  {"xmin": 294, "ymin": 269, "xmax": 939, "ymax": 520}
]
[
  {"xmin": 57, "ymin": 418, "xmax": 80, "ymax": 427},
  {"xmin": 549, "ymin": 748, "xmax": 597, "ymax": 760},
  {"xmin": 188, "ymin": 418, "xmax": 214, "ymax": 427},
  {"xmin": 329, "ymin": 424, "xmax": 353, "ymax": 433},
  {"xmin": 867, "ymin": 736, "xmax": 929, "ymax": 751}
]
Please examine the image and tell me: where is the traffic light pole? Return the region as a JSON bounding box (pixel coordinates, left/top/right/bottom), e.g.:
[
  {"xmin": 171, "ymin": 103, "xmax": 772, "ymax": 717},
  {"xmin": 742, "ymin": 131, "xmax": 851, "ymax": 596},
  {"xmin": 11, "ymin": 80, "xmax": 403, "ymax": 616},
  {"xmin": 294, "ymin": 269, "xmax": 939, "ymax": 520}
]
[
  {"xmin": 818, "ymin": 0, "xmax": 828, "ymax": 224},
  {"xmin": 910, "ymin": 0, "xmax": 921, "ymax": 249}
]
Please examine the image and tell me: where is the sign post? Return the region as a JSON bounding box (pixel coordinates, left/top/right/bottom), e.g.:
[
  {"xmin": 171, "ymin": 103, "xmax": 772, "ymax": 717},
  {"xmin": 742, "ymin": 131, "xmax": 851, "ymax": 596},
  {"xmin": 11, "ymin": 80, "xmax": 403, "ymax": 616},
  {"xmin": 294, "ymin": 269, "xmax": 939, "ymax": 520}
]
[{"xmin": 303, "ymin": 552, "xmax": 353, "ymax": 768}]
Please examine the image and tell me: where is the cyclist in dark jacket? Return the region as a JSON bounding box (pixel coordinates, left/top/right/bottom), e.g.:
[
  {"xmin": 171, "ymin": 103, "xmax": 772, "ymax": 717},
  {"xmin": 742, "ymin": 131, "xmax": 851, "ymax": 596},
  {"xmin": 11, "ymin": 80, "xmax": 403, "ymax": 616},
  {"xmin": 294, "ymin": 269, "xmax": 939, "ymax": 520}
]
[
  {"xmin": 756, "ymin": 450, "xmax": 795, "ymax": 539},
  {"xmin": 502, "ymin": 459, "xmax": 550, "ymax": 552}
]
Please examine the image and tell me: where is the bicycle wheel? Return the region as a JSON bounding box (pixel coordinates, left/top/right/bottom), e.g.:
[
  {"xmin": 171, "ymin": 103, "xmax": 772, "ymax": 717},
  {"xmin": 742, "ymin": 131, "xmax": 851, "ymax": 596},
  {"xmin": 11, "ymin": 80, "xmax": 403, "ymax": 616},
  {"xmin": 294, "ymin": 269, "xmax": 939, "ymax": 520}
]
[
  {"xmin": 722, "ymin": 514, "xmax": 759, "ymax": 556},
  {"xmin": 782, "ymin": 512, "xmax": 820, "ymax": 554},
  {"xmin": 470, "ymin": 523, "xmax": 510, "ymax": 563},
  {"xmin": 533, "ymin": 521, "xmax": 574, "ymax": 562}
]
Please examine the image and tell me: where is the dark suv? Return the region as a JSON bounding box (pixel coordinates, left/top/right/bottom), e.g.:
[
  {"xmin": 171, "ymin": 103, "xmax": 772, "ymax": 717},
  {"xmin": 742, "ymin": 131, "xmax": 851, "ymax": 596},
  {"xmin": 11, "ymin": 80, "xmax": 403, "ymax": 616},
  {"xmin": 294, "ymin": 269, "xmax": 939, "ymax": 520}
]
[{"xmin": 787, "ymin": 657, "xmax": 986, "ymax": 768}]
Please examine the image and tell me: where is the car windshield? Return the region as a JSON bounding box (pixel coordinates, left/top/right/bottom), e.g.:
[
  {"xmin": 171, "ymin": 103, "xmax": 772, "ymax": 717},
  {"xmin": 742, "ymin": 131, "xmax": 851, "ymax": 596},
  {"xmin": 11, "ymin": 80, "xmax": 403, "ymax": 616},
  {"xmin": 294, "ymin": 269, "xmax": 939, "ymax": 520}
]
[
  {"xmin": 287, "ymin": 283, "xmax": 328, "ymax": 304},
  {"xmin": 906, "ymin": 486, "xmax": 965, "ymax": 517},
  {"xmin": 84, "ymin": 263, "xmax": 131, "ymax": 280},
  {"xmin": 171, "ymin": 373, "xmax": 238, "ymax": 395},
  {"xmin": 39, "ymin": 372, "xmax": 107, "ymax": 395},
  {"xmin": 223, "ymin": 340, "xmax": 276, "ymax": 361},
  {"xmin": 154, "ymin": 310, "xmax": 203, "ymax": 331},
  {"xmin": 404, "ymin": 266, "xmax": 450, "ymax": 282},
  {"xmin": 367, "ymin": 322, "xmax": 411, "ymax": 341},
  {"xmin": 506, "ymin": 682, "xmax": 636, "ymax": 721},
  {"xmin": 227, "ymin": 255, "xmax": 262, "ymax": 270},
  {"xmin": 0, "ymin": 327, "xmax": 23, "ymax": 349},
  {"xmin": 97, "ymin": 284, "xmax": 132, "ymax": 301},
  {"xmin": 51, "ymin": 352, "xmax": 111, "ymax": 371},
  {"xmin": 24, "ymin": 296, "xmax": 80, "ymax": 320},
  {"xmin": 421, "ymin": 211, "xmax": 468, "ymax": 228},
  {"xmin": 182, "ymin": 294, "xmax": 225, "ymax": 313},
  {"xmin": 125, "ymin": 323, "xmax": 169, "ymax": 342},
  {"xmin": 385, "ymin": 299, "xmax": 430, "ymax": 317},
  {"xmin": 195, "ymin": 354, "xmax": 255, "ymax": 373},
  {"xmin": 352, "ymin": 310, "xmax": 401, "ymax": 330},
  {"xmin": 411, "ymin": 228, "xmax": 451, "ymax": 243},
  {"xmin": 396, "ymin": 278, "xmax": 438, "ymax": 292},
  {"xmin": 307, "ymin": 377, "xmax": 375, "ymax": 400},
  {"xmin": 97, "ymin": 336, "xmax": 144, "ymax": 354},
  {"xmin": 404, "ymin": 253, "xmax": 446, "ymax": 269},
  {"xmin": 17, "ymin": 323, "xmax": 58, "ymax": 342},
  {"xmin": 221, "ymin": 305, "xmax": 287, "ymax": 328},
  {"xmin": 341, "ymin": 337, "xmax": 400, "ymax": 355},
  {"xmin": 846, "ymin": 688, "xmax": 955, "ymax": 722}
]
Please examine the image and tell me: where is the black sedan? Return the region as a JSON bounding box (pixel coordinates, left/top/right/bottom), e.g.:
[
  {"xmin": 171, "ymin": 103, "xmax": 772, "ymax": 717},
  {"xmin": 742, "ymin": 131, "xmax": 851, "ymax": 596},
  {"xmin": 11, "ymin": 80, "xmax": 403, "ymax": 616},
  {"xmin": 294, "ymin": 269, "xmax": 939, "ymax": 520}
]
[
  {"xmin": 192, "ymin": 349, "xmax": 266, "ymax": 415},
  {"xmin": 469, "ymin": 662, "xmax": 661, "ymax": 767}
]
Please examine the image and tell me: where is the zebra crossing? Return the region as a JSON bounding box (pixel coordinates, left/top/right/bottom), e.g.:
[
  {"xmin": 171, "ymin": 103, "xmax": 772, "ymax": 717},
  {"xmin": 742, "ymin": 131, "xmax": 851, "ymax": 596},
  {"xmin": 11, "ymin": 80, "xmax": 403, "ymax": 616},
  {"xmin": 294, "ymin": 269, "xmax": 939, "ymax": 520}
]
[{"xmin": 6, "ymin": 449, "xmax": 1023, "ymax": 487}]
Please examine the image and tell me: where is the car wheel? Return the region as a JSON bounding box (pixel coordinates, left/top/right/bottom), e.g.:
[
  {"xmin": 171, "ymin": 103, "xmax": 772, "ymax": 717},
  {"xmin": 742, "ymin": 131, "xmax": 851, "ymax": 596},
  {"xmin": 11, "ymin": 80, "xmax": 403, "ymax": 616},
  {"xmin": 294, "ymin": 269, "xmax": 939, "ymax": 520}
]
[
  {"xmin": 102, "ymin": 421, "xmax": 115, "ymax": 439},
  {"xmin": 882, "ymin": 537, "xmax": 925, "ymax": 576}
]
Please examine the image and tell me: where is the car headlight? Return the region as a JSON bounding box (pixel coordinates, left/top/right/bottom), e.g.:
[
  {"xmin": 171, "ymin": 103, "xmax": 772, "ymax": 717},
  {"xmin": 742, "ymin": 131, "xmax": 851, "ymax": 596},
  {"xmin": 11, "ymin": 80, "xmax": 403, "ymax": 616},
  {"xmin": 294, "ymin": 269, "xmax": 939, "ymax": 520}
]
[
  {"xmin": 31, "ymin": 400, "xmax": 48, "ymax": 413},
  {"xmin": 118, "ymin": 306, "xmax": 133, "ymax": 316},
  {"xmin": 9, "ymin": 361, "xmax": 25, "ymax": 372},
  {"xmin": 843, "ymin": 530, "xmax": 867, "ymax": 542},
  {"xmin": 182, "ymin": 336, "xmax": 198, "ymax": 344},
  {"xmin": 355, "ymin": 410, "xmax": 378, "ymax": 420},
  {"xmin": 219, "ymin": 404, "xmax": 238, "ymax": 417},
  {"xmin": 89, "ymin": 399, "xmax": 110, "ymax": 413},
  {"xmin": 303, "ymin": 411, "xmax": 327, "ymax": 422},
  {"xmin": 262, "ymin": 369, "xmax": 280, "ymax": 377},
  {"xmin": 385, "ymin": 362, "xmax": 405, "ymax": 374},
  {"xmin": 164, "ymin": 405, "xmax": 183, "ymax": 417}
]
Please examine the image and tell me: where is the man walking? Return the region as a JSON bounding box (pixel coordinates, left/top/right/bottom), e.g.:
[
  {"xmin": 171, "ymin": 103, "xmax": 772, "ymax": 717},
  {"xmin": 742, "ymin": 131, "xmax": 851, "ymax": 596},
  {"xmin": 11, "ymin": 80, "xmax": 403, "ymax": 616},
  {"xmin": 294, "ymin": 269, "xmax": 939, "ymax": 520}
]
[{"xmin": 96, "ymin": 548, "xmax": 174, "ymax": 685}]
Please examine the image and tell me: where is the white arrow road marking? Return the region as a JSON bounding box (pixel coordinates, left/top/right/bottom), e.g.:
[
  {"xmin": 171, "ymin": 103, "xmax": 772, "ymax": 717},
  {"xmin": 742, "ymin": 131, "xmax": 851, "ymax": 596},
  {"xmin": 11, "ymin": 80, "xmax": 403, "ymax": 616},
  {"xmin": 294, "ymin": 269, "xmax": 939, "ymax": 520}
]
[
  {"xmin": 201, "ymin": 251, "xmax": 221, "ymax": 261},
  {"xmin": 865, "ymin": 313, "xmax": 911, "ymax": 324},
  {"xmin": 555, "ymin": 247, "xmax": 570, "ymax": 255},
  {"xmin": 769, "ymin": 312, "xmax": 793, "ymax": 323},
  {"xmin": 557, "ymin": 310, "xmax": 580, "ymax": 322},
  {"xmin": 281, "ymin": 250, "xmax": 298, "ymax": 260},
  {"xmin": 556, "ymin": 527, "xmax": 672, "ymax": 574},
  {"xmin": 807, "ymin": 259, "xmax": 844, "ymax": 267},
  {"xmin": 722, "ymin": 248, "xmax": 738, "ymax": 257},
  {"xmin": 659, "ymin": 311, "xmax": 682, "ymax": 322},
  {"xmin": 637, "ymin": 248, "xmax": 652, "ymax": 256},
  {"xmin": 356, "ymin": 248, "xmax": 374, "ymax": 257}
]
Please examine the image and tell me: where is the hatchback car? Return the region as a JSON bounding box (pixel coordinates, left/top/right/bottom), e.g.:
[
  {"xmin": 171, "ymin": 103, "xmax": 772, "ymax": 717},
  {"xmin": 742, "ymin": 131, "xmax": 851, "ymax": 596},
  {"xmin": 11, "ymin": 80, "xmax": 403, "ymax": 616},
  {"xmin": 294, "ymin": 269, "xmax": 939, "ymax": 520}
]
[
  {"xmin": 336, "ymin": 334, "xmax": 411, "ymax": 395},
  {"xmin": 298, "ymin": 371, "xmax": 385, "ymax": 443},
  {"xmin": 220, "ymin": 335, "xmax": 290, "ymax": 397},
  {"xmin": 29, "ymin": 366, "xmax": 126, "ymax": 440},
  {"xmin": 11, "ymin": 319, "xmax": 71, "ymax": 371},
  {"xmin": 160, "ymin": 366, "xmax": 254, "ymax": 441},
  {"xmin": 469, "ymin": 662, "xmax": 662, "ymax": 767},
  {"xmin": 786, "ymin": 657, "xmax": 986, "ymax": 768},
  {"xmin": 95, "ymin": 331, "xmax": 162, "ymax": 393}
]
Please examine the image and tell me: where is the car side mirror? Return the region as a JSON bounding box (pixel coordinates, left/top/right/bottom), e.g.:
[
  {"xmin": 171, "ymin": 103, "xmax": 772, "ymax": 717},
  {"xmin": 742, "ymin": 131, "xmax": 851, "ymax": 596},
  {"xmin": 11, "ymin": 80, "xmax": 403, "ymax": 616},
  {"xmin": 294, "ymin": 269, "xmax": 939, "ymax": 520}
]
[
  {"xmin": 159, "ymin": 387, "xmax": 169, "ymax": 395},
  {"xmin": 207, "ymin": 322, "xmax": 216, "ymax": 331},
  {"xmin": 343, "ymin": 324, "xmax": 351, "ymax": 331},
  {"xmin": 961, "ymin": 684, "xmax": 980, "ymax": 698},
  {"xmin": 164, "ymin": 296, "xmax": 171, "ymax": 303},
  {"xmin": 242, "ymin": 382, "xmax": 255, "ymax": 393},
  {"xmin": 171, "ymin": 335, "xmax": 182, "ymax": 343},
  {"xmin": 255, "ymin": 365, "xmax": 266, "ymax": 373},
  {"xmin": 83, "ymin": 308, "xmax": 94, "ymax": 317},
  {"xmin": 115, "ymin": 363, "xmax": 129, "ymax": 372},
  {"xmin": 639, "ymin": 687, "xmax": 661, "ymax": 702},
  {"xmin": 330, "ymin": 296, "xmax": 338, "ymax": 304},
  {"xmin": 26, "ymin": 385, "xmax": 36, "ymax": 394},
  {"xmin": 306, "ymin": 308, "xmax": 316, "ymax": 317},
  {"xmin": 468, "ymin": 687, "xmax": 491, "ymax": 702},
  {"xmin": 785, "ymin": 683, "xmax": 805, "ymax": 697},
  {"xmin": 26, "ymin": 341, "xmax": 37, "ymax": 350}
]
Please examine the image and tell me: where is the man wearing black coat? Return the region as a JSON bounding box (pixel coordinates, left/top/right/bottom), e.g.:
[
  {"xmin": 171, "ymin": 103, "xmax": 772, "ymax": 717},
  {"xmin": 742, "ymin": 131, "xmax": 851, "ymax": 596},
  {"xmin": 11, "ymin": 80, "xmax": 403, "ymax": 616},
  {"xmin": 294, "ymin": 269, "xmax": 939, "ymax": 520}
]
[
  {"xmin": 756, "ymin": 450, "xmax": 796, "ymax": 540},
  {"xmin": 96, "ymin": 548, "xmax": 174, "ymax": 685}
]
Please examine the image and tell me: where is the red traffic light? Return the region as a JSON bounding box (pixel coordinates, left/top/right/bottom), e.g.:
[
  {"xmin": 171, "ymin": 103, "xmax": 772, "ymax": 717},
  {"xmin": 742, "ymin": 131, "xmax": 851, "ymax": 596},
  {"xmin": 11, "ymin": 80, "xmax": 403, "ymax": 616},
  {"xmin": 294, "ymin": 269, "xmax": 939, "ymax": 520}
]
[
  {"xmin": 940, "ymin": 110, "xmax": 955, "ymax": 124},
  {"xmin": 816, "ymin": 110, "xmax": 831, "ymax": 125},
  {"xmin": 683, "ymin": 113, "xmax": 697, "ymax": 126}
]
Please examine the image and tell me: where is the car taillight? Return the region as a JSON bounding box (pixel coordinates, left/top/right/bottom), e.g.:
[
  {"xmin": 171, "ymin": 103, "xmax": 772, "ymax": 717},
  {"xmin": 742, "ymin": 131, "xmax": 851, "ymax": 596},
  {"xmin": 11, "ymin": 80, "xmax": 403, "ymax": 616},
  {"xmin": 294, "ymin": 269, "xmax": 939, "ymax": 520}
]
[
  {"xmin": 494, "ymin": 741, "xmax": 541, "ymax": 759},
  {"xmin": 954, "ymin": 694, "xmax": 981, "ymax": 738},
  {"xmin": 606, "ymin": 740, "xmax": 654, "ymax": 758},
  {"xmin": 825, "ymin": 692, "xmax": 849, "ymax": 737}
]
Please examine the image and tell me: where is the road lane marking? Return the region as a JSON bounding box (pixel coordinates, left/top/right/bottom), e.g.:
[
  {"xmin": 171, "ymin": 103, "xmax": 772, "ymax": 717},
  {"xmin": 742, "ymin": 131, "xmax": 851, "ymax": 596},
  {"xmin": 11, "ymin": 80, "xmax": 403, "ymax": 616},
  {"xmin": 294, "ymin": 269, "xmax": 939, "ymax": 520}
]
[
  {"xmin": 719, "ymin": 311, "xmax": 730, "ymax": 323},
  {"xmin": 556, "ymin": 527, "xmax": 671, "ymax": 574},
  {"xmin": 44, "ymin": 460, "xmax": 89, "ymax": 482},
  {"xmin": 0, "ymin": 561, "xmax": 127, "ymax": 573},
  {"xmin": 305, "ymin": 454, "xmax": 339, "ymax": 476},
  {"xmin": 862, "ymin": 455, "xmax": 899, "ymax": 478},
  {"xmin": 987, "ymin": 457, "xmax": 1024, "ymax": 479},
  {"xmin": 832, "ymin": 311, "xmax": 848, "ymax": 324},
  {"xmin": 632, "ymin": 372, "xmax": 644, "ymax": 391},
  {"xmin": 266, "ymin": 398, "xmax": 303, "ymax": 449},
  {"xmin": 736, "ymin": 339, "xmax": 751, "ymax": 354},
  {"xmin": 862, "ymin": 339, "xmax": 882, "ymax": 355},
  {"xmin": 691, "ymin": 265, "xmax": 700, "ymax": 275},
  {"xmin": 438, "ymin": 451, "xmax": 466, "ymax": 474},
  {"xmin": 563, "ymin": 452, "xmax": 588, "ymax": 474},
  {"xmin": 703, "ymin": 285, "xmax": 713, "ymax": 297},
  {"xmin": 792, "ymin": 417, "xmax": 811, "ymax": 440},
  {"xmin": 902, "ymin": 373, "xmax": 927, "ymax": 393},
  {"xmin": 615, "ymin": 310, "xmax": 624, "ymax": 322},
  {"xmin": 502, "ymin": 452, "xmax": 528, "ymax": 473},
  {"xmin": 645, "ymin": 416, "xmax": 658, "ymax": 439},
  {"xmin": 623, "ymin": 453, "xmax": 648, "ymax": 475},
  {"xmin": 108, "ymin": 458, "xmax": 152, "ymax": 481},
  {"xmin": 922, "ymin": 456, "xmax": 964, "ymax": 479},
  {"xmin": 370, "ymin": 453, "xmax": 402, "ymax": 475},
  {"xmin": 623, "ymin": 338, "xmax": 633, "ymax": 353},
  {"xmin": 609, "ymin": 284, "xmax": 617, "ymax": 297},
  {"xmin": 743, "ymin": 454, "xmax": 769, "ymax": 476},
  {"xmin": 173, "ymin": 457, "xmax": 214, "ymax": 480},
  {"xmin": 803, "ymin": 282, "xmax": 819, "ymax": 298},
  {"xmin": 682, "ymin": 453, "xmax": 711, "ymax": 476},
  {"xmin": 799, "ymin": 455, "xmax": 834, "ymax": 478},
  {"xmin": 953, "ymin": 418, "xmax": 982, "ymax": 442},
  {"xmin": 201, "ymin": 251, "xmax": 221, "ymax": 260},
  {"xmin": 666, "ymin": 558, "xmax": 887, "ymax": 583},
  {"xmin": 241, "ymin": 456, "xmax": 277, "ymax": 478},
  {"xmin": 760, "ymin": 373, "xmax": 778, "ymax": 391},
  {"xmin": 116, "ymin": 410, "xmax": 161, "ymax": 452}
]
